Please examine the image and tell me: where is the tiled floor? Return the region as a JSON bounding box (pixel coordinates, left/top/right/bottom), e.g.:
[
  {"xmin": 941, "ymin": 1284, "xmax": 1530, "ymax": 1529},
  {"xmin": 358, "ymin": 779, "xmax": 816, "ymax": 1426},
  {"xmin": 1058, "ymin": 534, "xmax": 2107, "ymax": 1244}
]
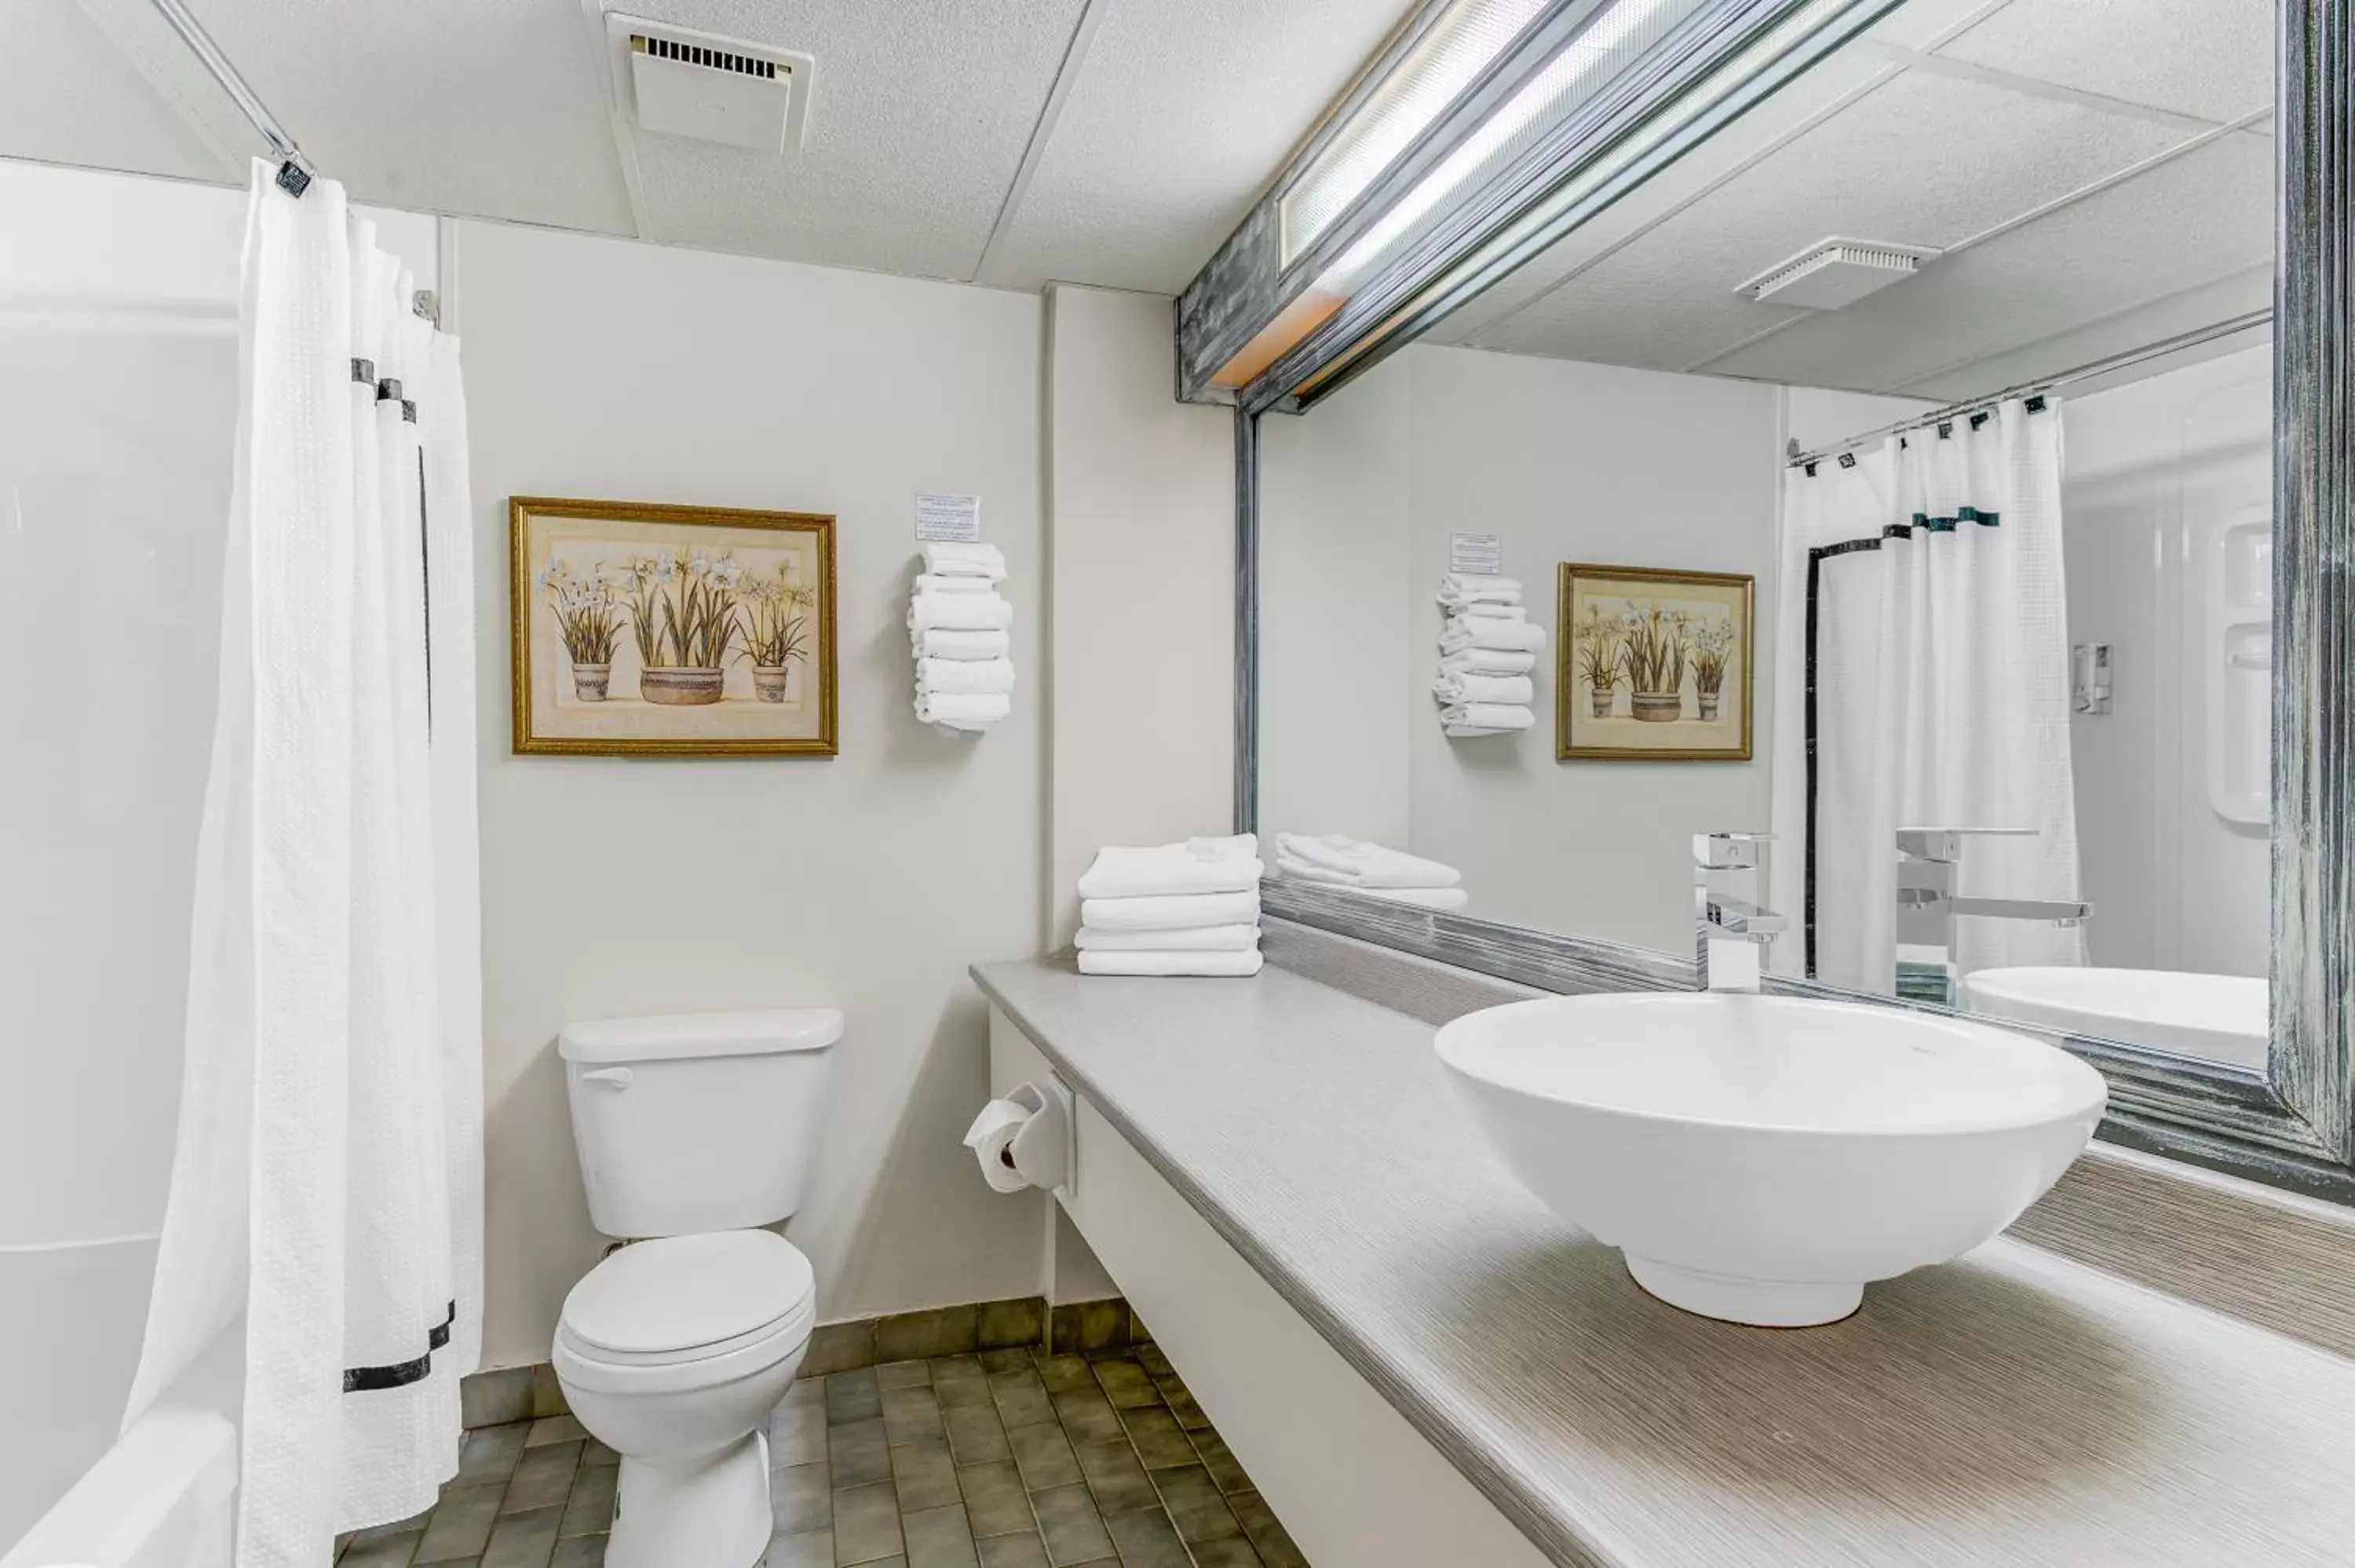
[{"xmin": 338, "ymin": 1343, "xmax": 1306, "ymax": 1567}]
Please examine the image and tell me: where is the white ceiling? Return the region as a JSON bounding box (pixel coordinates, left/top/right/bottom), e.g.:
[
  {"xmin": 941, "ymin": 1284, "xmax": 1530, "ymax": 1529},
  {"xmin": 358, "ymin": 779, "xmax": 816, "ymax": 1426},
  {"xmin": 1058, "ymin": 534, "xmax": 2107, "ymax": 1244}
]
[
  {"xmin": 1433, "ymin": 0, "xmax": 2276, "ymax": 399},
  {"xmin": 0, "ymin": 0, "xmax": 1415, "ymax": 294}
]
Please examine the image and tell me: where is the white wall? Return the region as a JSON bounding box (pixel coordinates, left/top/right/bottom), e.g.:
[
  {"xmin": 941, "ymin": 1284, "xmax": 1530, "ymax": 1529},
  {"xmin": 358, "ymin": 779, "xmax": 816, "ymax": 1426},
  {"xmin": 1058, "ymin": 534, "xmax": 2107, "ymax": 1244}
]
[
  {"xmin": 1258, "ymin": 357, "xmax": 1412, "ymax": 848},
  {"xmin": 459, "ymin": 220, "xmax": 1055, "ymax": 1366},
  {"xmin": 1044, "ymin": 286, "xmax": 1236, "ymax": 946}
]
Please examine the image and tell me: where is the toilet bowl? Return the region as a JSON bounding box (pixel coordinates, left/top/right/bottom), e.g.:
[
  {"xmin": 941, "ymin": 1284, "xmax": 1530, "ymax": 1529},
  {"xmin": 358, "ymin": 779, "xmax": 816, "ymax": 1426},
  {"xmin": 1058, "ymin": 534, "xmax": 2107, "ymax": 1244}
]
[
  {"xmin": 553, "ymin": 1008, "xmax": 843, "ymax": 1568},
  {"xmin": 554, "ymin": 1229, "xmax": 818, "ymax": 1568}
]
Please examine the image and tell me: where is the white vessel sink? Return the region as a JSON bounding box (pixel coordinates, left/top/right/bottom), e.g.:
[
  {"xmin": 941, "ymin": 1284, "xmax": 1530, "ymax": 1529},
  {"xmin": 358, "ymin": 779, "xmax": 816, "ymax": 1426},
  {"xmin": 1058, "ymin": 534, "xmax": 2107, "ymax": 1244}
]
[
  {"xmin": 1960, "ymin": 966, "xmax": 2267, "ymax": 1070},
  {"xmin": 1435, "ymin": 993, "xmax": 2106, "ymax": 1327}
]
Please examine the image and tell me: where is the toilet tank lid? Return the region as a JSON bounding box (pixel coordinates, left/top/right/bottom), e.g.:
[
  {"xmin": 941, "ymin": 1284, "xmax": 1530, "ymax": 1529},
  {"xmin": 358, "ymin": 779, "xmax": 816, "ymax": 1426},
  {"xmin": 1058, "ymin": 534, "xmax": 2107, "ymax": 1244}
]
[{"xmin": 559, "ymin": 1008, "xmax": 844, "ymax": 1065}]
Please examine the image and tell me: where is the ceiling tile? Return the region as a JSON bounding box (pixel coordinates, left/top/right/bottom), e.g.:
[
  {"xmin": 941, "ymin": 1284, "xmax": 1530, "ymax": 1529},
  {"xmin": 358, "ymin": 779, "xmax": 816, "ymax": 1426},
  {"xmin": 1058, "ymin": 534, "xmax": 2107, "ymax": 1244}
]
[
  {"xmin": 184, "ymin": 0, "xmax": 634, "ymax": 235},
  {"xmin": 0, "ymin": 1, "xmax": 234, "ymax": 184},
  {"xmin": 1937, "ymin": 0, "xmax": 2273, "ymax": 122},
  {"xmin": 1863, "ymin": 0, "xmax": 2017, "ymax": 49},
  {"xmin": 980, "ymin": 0, "xmax": 1418, "ymax": 294},
  {"xmin": 1703, "ymin": 129, "xmax": 2274, "ymax": 393},
  {"xmin": 617, "ymin": 0, "xmax": 1086, "ymax": 280}
]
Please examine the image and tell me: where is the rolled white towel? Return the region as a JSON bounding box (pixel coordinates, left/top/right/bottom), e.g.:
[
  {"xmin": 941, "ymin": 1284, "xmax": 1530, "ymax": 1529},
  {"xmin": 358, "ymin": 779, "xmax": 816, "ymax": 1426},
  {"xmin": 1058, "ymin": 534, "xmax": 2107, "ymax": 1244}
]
[
  {"xmin": 1360, "ymin": 885, "xmax": 1469, "ymax": 911},
  {"xmin": 1440, "ymin": 647, "xmax": 1537, "ymax": 676},
  {"xmin": 914, "ymin": 572, "xmax": 995, "ymax": 596},
  {"xmin": 1075, "ymin": 923, "xmax": 1261, "ymax": 953},
  {"xmin": 1451, "ymin": 602, "xmax": 1527, "ymax": 622},
  {"xmin": 1080, "ymin": 890, "xmax": 1260, "ymax": 932},
  {"xmin": 924, "ymin": 541, "xmax": 1006, "ymax": 580},
  {"xmin": 918, "ymin": 657, "xmax": 1015, "ymax": 695},
  {"xmin": 1440, "ymin": 617, "xmax": 1546, "ymax": 654},
  {"xmin": 1274, "ymin": 833, "xmax": 1461, "ymax": 889},
  {"xmin": 1440, "ymin": 702, "xmax": 1535, "ymax": 735},
  {"xmin": 1078, "ymin": 841, "xmax": 1263, "ymax": 899},
  {"xmin": 1078, "ymin": 948, "xmax": 1265, "ymax": 978},
  {"xmin": 909, "ymin": 592, "xmax": 1013, "ymax": 633},
  {"xmin": 1431, "ymin": 671, "xmax": 1534, "ymax": 705},
  {"xmin": 917, "ymin": 691, "xmax": 1010, "ymax": 730},
  {"xmin": 1437, "ymin": 572, "xmax": 1522, "ymax": 607},
  {"xmin": 913, "ymin": 627, "xmax": 1011, "ymax": 662}
]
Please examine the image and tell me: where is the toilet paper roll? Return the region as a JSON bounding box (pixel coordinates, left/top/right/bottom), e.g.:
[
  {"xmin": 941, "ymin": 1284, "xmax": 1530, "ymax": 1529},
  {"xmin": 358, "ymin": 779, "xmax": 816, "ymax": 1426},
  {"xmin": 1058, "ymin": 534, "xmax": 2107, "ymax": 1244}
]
[{"xmin": 964, "ymin": 1098, "xmax": 1033, "ymax": 1194}]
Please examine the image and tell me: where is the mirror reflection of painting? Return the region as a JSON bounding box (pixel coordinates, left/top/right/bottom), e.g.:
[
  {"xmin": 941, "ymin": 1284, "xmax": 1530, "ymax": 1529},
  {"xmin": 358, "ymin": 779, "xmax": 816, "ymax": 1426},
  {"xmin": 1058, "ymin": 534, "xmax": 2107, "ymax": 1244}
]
[{"xmin": 1559, "ymin": 565, "xmax": 1753, "ymax": 760}]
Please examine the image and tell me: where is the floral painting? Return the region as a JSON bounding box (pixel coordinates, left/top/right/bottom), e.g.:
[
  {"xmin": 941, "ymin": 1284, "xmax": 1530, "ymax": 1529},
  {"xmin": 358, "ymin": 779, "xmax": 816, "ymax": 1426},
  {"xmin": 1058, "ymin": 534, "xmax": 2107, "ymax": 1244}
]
[
  {"xmin": 1557, "ymin": 563, "xmax": 1752, "ymax": 760},
  {"xmin": 511, "ymin": 497, "xmax": 837, "ymax": 756}
]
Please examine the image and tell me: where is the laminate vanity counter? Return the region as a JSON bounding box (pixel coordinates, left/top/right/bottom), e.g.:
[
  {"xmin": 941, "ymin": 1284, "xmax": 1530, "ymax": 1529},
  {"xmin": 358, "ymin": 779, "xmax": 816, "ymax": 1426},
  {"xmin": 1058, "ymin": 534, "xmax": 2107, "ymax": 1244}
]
[{"xmin": 973, "ymin": 950, "xmax": 2355, "ymax": 1568}]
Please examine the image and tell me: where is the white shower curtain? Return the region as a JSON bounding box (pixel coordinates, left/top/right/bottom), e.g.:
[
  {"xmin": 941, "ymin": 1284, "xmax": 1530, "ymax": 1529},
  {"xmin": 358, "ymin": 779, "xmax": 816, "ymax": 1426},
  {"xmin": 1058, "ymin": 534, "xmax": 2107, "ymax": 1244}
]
[
  {"xmin": 126, "ymin": 162, "xmax": 483, "ymax": 1564},
  {"xmin": 1767, "ymin": 398, "xmax": 2085, "ymax": 991}
]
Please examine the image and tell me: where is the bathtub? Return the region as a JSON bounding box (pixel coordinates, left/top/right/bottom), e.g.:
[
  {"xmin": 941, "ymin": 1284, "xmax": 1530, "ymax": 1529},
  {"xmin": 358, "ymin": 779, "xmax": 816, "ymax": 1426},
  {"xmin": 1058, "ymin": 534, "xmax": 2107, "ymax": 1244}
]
[{"xmin": 0, "ymin": 1238, "xmax": 237, "ymax": 1568}]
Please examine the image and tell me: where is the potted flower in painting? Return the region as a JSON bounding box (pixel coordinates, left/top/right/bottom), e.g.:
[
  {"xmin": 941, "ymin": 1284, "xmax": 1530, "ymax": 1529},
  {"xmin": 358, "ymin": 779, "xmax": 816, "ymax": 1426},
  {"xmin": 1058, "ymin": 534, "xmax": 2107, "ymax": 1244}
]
[
  {"xmin": 1575, "ymin": 603, "xmax": 1622, "ymax": 719},
  {"xmin": 1617, "ymin": 602, "xmax": 1689, "ymax": 723},
  {"xmin": 623, "ymin": 549, "xmax": 743, "ymax": 706},
  {"xmin": 539, "ymin": 561, "xmax": 623, "ymax": 701},
  {"xmin": 1689, "ymin": 613, "xmax": 1735, "ymax": 721},
  {"xmin": 740, "ymin": 566, "xmax": 817, "ymax": 703}
]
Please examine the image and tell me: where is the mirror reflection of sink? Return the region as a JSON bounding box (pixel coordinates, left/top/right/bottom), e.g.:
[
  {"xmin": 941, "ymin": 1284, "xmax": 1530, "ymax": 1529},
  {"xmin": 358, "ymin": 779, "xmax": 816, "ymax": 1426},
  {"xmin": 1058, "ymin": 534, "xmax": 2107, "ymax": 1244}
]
[
  {"xmin": 1434, "ymin": 993, "xmax": 2107, "ymax": 1327},
  {"xmin": 1959, "ymin": 968, "xmax": 2267, "ymax": 1070}
]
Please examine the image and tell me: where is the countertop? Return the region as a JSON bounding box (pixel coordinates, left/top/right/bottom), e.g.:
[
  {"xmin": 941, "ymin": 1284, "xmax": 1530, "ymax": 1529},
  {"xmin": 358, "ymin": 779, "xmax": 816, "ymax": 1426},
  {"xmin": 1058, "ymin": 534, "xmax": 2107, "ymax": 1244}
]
[{"xmin": 973, "ymin": 954, "xmax": 2355, "ymax": 1568}]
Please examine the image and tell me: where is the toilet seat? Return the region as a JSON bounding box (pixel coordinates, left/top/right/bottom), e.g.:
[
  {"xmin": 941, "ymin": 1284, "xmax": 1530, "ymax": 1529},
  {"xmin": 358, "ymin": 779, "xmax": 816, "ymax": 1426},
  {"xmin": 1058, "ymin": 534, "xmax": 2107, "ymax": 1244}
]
[{"xmin": 556, "ymin": 1230, "xmax": 816, "ymax": 1395}]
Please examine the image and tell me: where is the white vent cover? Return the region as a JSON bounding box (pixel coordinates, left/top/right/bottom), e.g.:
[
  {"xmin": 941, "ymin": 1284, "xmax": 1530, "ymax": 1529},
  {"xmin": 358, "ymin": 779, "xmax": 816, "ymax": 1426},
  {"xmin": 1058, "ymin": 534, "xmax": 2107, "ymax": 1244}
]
[
  {"xmin": 1736, "ymin": 239, "xmax": 1941, "ymax": 310},
  {"xmin": 602, "ymin": 12, "xmax": 813, "ymax": 152}
]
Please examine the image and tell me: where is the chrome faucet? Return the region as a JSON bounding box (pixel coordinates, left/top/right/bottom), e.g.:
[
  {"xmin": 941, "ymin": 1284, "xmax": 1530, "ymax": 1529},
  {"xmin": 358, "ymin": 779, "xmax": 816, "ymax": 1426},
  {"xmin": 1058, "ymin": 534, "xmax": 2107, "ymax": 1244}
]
[
  {"xmin": 1694, "ymin": 832, "xmax": 1784, "ymax": 994},
  {"xmin": 1896, "ymin": 828, "xmax": 2093, "ymax": 1003}
]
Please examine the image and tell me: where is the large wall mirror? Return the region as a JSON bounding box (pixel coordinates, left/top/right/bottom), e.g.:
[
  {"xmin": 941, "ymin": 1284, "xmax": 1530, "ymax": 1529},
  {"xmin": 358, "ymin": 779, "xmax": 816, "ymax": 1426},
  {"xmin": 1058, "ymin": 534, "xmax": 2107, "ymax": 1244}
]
[{"xmin": 1195, "ymin": 0, "xmax": 2355, "ymax": 1201}]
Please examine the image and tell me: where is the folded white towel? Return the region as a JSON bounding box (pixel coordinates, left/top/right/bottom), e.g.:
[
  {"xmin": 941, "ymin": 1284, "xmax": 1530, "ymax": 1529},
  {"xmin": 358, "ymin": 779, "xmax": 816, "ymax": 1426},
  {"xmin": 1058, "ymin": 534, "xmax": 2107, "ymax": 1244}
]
[
  {"xmin": 1440, "ymin": 617, "xmax": 1546, "ymax": 654},
  {"xmin": 1360, "ymin": 885, "xmax": 1469, "ymax": 911},
  {"xmin": 1440, "ymin": 647, "xmax": 1537, "ymax": 676},
  {"xmin": 918, "ymin": 657, "xmax": 1015, "ymax": 695},
  {"xmin": 1080, "ymin": 890, "xmax": 1261, "ymax": 932},
  {"xmin": 1075, "ymin": 923, "xmax": 1261, "ymax": 953},
  {"xmin": 924, "ymin": 542, "xmax": 1006, "ymax": 580},
  {"xmin": 1440, "ymin": 702, "xmax": 1535, "ymax": 736},
  {"xmin": 1078, "ymin": 948, "xmax": 1265, "ymax": 978},
  {"xmin": 1437, "ymin": 573, "xmax": 1522, "ymax": 607},
  {"xmin": 914, "ymin": 572, "xmax": 995, "ymax": 596},
  {"xmin": 909, "ymin": 592, "xmax": 1013, "ymax": 633},
  {"xmin": 917, "ymin": 691, "xmax": 1010, "ymax": 730},
  {"xmin": 1453, "ymin": 602, "xmax": 1527, "ymax": 622},
  {"xmin": 1274, "ymin": 833, "xmax": 1461, "ymax": 890},
  {"xmin": 913, "ymin": 627, "xmax": 1012, "ymax": 662},
  {"xmin": 1077, "ymin": 841, "xmax": 1263, "ymax": 899},
  {"xmin": 1187, "ymin": 833, "xmax": 1258, "ymax": 861},
  {"xmin": 1431, "ymin": 671, "xmax": 1534, "ymax": 705}
]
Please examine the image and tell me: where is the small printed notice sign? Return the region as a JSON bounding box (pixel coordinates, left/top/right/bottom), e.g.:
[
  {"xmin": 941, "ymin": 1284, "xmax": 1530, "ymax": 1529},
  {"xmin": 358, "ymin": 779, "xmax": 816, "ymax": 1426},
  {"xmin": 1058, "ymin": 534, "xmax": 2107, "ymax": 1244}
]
[
  {"xmin": 1450, "ymin": 531, "xmax": 1504, "ymax": 575},
  {"xmin": 915, "ymin": 493, "xmax": 982, "ymax": 542}
]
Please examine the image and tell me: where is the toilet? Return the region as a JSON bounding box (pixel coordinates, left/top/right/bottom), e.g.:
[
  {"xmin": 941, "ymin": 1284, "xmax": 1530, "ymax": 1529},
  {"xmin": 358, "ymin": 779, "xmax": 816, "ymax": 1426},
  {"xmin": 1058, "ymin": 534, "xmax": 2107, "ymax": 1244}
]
[{"xmin": 552, "ymin": 1008, "xmax": 842, "ymax": 1568}]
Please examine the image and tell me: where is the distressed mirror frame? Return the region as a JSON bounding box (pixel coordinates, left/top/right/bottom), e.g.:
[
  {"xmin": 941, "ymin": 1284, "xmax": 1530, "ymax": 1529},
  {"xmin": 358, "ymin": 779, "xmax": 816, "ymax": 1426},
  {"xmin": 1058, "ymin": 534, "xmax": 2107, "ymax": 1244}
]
[{"xmin": 1185, "ymin": 0, "xmax": 2355, "ymax": 1203}]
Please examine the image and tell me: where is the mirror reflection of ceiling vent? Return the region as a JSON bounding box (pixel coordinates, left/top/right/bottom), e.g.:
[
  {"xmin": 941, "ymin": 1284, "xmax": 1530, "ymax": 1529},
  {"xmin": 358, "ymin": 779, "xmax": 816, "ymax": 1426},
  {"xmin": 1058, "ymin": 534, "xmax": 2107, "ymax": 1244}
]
[
  {"xmin": 1737, "ymin": 238, "xmax": 1941, "ymax": 310},
  {"xmin": 603, "ymin": 12, "xmax": 814, "ymax": 152}
]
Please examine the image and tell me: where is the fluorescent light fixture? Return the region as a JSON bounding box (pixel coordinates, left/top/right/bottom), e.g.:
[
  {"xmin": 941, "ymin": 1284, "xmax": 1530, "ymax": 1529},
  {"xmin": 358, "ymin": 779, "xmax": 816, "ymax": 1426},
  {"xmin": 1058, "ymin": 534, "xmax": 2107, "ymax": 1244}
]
[{"xmin": 1280, "ymin": 0, "xmax": 1553, "ymax": 268}]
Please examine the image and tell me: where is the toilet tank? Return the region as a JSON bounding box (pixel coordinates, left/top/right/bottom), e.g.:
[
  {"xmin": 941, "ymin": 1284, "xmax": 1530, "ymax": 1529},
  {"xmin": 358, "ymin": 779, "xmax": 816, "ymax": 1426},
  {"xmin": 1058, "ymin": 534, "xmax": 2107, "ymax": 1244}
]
[{"xmin": 559, "ymin": 1008, "xmax": 842, "ymax": 1238}]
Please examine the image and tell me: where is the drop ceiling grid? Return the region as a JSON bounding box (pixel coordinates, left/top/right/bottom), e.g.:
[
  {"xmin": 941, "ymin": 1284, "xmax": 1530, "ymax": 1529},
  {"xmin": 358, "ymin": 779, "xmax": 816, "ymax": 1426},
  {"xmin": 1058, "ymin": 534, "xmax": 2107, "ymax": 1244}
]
[
  {"xmin": 612, "ymin": 0, "xmax": 1089, "ymax": 280},
  {"xmin": 974, "ymin": 0, "xmax": 1421, "ymax": 293},
  {"xmin": 1933, "ymin": 0, "xmax": 2276, "ymax": 122}
]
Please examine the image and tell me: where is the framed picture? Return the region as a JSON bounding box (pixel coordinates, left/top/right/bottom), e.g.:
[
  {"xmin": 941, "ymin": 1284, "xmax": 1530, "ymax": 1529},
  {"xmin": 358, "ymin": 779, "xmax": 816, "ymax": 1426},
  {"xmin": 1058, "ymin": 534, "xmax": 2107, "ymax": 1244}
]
[
  {"xmin": 1558, "ymin": 562, "xmax": 1753, "ymax": 761},
  {"xmin": 510, "ymin": 496, "xmax": 838, "ymax": 757}
]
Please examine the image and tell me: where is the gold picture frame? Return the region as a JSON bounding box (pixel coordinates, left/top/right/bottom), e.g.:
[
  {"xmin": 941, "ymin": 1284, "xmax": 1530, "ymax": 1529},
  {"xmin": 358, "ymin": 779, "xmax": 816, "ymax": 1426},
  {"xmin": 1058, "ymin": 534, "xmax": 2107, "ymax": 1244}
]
[
  {"xmin": 1557, "ymin": 562, "xmax": 1754, "ymax": 761},
  {"xmin": 510, "ymin": 496, "xmax": 839, "ymax": 757}
]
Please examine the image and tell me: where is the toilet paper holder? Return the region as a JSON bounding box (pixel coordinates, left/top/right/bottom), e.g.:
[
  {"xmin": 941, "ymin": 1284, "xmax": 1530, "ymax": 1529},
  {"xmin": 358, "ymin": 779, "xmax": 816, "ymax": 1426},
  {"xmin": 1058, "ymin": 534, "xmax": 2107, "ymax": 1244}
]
[{"xmin": 964, "ymin": 1077, "xmax": 1076, "ymax": 1195}]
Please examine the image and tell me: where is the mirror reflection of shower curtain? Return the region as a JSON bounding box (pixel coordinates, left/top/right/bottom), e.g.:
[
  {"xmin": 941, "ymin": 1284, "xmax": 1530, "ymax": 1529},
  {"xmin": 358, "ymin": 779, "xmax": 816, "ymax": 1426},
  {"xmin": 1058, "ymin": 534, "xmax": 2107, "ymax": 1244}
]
[
  {"xmin": 122, "ymin": 162, "xmax": 483, "ymax": 1566},
  {"xmin": 1768, "ymin": 399, "xmax": 2086, "ymax": 991}
]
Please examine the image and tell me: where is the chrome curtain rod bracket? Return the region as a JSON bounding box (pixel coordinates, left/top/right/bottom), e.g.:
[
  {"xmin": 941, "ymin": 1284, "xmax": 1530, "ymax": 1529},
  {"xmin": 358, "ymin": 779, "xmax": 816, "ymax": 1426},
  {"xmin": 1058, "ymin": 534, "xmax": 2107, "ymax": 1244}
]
[
  {"xmin": 1788, "ymin": 308, "xmax": 2274, "ymax": 469},
  {"xmin": 149, "ymin": 0, "xmax": 315, "ymax": 197}
]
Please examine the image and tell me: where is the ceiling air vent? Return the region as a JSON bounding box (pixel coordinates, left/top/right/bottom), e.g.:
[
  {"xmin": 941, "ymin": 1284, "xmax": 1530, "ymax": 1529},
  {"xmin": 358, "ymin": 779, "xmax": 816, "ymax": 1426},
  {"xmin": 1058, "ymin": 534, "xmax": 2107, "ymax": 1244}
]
[
  {"xmin": 604, "ymin": 13, "xmax": 814, "ymax": 152},
  {"xmin": 1736, "ymin": 238, "xmax": 1941, "ymax": 310}
]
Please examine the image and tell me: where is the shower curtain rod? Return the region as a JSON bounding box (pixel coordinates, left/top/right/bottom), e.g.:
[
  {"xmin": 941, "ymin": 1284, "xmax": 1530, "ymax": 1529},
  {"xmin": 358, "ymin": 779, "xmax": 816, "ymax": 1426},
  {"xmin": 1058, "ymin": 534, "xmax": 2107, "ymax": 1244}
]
[
  {"xmin": 149, "ymin": 0, "xmax": 313, "ymax": 196},
  {"xmin": 1786, "ymin": 308, "xmax": 2274, "ymax": 469}
]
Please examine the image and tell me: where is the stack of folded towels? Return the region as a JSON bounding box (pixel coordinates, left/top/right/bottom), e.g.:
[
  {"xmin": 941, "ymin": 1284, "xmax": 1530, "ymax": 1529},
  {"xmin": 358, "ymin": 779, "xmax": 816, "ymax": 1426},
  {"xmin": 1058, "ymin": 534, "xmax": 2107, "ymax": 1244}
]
[
  {"xmin": 1075, "ymin": 833, "xmax": 1264, "ymax": 976},
  {"xmin": 911, "ymin": 542, "xmax": 1015, "ymax": 732},
  {"xmin": 1434, "ymin": 572, "xmax": 1544, "ymax": 737},
  {"xmin": 1274, "ymin": 833, "xmax": 1467, "ymax": 911}
]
